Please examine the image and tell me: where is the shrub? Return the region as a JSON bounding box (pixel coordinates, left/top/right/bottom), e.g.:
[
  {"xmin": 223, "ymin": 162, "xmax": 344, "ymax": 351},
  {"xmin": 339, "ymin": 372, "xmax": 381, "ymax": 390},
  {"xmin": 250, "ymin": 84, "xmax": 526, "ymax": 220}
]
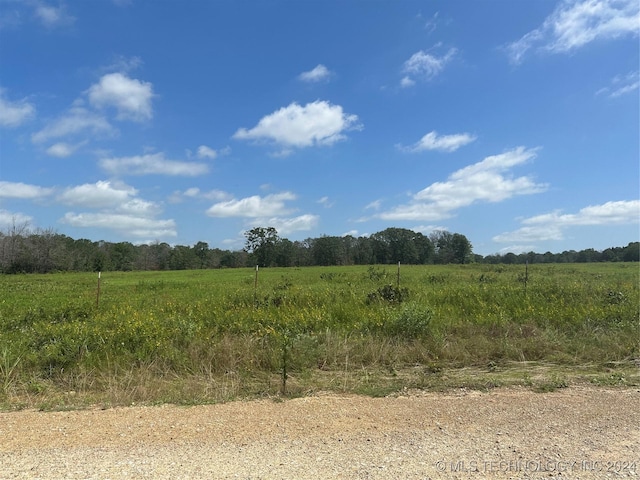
[
  {"xmin": 366, "ymin": 284, "xmax": 409, "ymax": 304},
  {"xmin": 384, "ymin": 302, "xmax": 432, "ymax": 339}
]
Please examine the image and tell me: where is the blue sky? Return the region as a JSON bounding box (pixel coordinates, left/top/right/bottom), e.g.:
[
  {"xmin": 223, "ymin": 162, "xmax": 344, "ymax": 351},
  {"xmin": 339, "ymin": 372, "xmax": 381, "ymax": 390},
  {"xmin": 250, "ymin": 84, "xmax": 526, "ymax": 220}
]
[{"xmin": 0, "ymin": 0, "xmax": 638, "ymax": 256}]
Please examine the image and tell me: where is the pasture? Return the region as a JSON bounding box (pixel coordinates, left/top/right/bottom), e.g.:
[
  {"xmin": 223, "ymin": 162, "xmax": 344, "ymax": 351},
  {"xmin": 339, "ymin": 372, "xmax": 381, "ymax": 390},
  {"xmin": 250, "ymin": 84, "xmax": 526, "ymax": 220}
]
[{"xmin": 0, "ymin": 263, "xmax": 638, "ymax": 409}]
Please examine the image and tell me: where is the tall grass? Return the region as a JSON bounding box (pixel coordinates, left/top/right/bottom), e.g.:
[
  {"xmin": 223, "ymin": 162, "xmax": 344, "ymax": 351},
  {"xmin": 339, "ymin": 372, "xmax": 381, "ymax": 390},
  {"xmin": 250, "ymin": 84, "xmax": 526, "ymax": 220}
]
[{"xmin": 0, "ymin": 263, "xmax": 638, "ymax": 408}]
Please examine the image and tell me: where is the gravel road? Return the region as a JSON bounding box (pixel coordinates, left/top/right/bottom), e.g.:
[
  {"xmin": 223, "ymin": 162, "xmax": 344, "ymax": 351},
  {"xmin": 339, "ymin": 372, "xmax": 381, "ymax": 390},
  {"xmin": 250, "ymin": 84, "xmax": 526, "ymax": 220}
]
[{"xmin": 1, "ymin": 386, "xmax": 638, "ymax": 479}]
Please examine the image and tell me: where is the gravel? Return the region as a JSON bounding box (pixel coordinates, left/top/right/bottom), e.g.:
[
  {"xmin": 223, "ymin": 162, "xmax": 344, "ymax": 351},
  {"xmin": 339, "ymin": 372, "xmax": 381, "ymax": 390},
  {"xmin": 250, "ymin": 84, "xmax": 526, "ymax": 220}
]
[{"xmin": 1, "ymin": 386, "xmax": 638, "ymax": 479}]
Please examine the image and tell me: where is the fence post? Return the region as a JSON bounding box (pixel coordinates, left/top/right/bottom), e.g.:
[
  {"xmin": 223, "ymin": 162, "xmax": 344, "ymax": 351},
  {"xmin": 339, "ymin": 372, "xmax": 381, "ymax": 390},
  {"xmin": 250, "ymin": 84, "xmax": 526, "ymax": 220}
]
[
  {"xmin": 96, "ymin": 271, "xmax": 101, "ymax": 308},
  {"xmin": 254, "ymin": 265, "xmax": 259, "ymax": 308}
]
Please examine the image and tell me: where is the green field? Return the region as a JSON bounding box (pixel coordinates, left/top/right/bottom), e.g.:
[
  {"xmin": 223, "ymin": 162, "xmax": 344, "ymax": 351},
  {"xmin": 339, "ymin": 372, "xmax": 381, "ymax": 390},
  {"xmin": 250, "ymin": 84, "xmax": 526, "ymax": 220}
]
[{"xmin": 1, "ymin": 263, "xmax": 638, "ymax": 409}]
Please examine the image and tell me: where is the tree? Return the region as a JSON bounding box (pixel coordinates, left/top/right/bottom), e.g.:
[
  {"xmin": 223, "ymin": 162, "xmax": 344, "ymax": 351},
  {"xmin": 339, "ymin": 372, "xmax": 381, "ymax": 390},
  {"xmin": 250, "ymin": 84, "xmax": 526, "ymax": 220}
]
[
  {"xmin": 371, "ymin": 228, "xmax": 413, "ymax": 264},
  {"xmin": 353, "ymin": 236, "xmax": 374, "ymax": 265},
  {"xmin": 622, "ymin": 242, "xmax": 639, "ymax": 262},
  {"xmin": 0, "ymin": 218, "xmax": 30, "ymax": 273},
  {"xmin": 311, "ymin": 235, "xmax": 346, "ymax": 266},
  {"xmin": 109, "ymin": 242, "xmax": 137, "ymax": 271},
  {"xmin": 430, "ymin": 231, "xmax": 473, "ymax": 264},
  {"xmin": 193, "ymin": 241, "xmax": 210, "ymax": 268},
  {"xmin": 244, "ymin": 227, "xmax": 281, "ymax": 267},
  {"xmin": 276, "ymin": 238, "xmax": 296, "ymax": 267}
]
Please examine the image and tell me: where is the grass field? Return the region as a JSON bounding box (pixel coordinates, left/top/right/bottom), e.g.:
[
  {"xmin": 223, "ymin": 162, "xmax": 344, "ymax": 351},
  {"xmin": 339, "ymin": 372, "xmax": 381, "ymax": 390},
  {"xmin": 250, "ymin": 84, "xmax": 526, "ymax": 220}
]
[{"xmin": 1, "ymin": 263, "xmax": 638, "ymax": 409}]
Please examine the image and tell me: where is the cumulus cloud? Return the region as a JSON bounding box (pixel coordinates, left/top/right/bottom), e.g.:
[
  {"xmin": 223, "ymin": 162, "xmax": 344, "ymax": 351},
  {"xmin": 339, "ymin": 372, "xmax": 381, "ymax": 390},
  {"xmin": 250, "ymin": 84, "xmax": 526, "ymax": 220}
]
[
  {"xmin": 32, "ymin": 72, "xmax": 152, "ymax": 146},
  {"xmin": 45, "ymin": 141, "xmax": 85, "ymax": 157},
  {"xmin": 298, "ymin": 64, "xmax": 332, "ymax": 82},
  {"xmin": 57, "ymin": 180, "xmax": 176, "ymax": 238},
  {"xmin": 206, "ymin": 192, "xmax": 297, "ymax": 218},
  {"xmin": 31, "ymin": 106, "xmax": 114, "ymax": 143},
  {"xmin": 493, "ymin": 200, "xmax": 640, "ymax": 243},
  {"xmin": 0, "ymin": 181, "xmax": 53, "ymax": 199},
  {"xmin": 99, "ymin": 152, "xmax": 209, "ymax": 176},
  {"xmin": 58, "ymin": 180, "xmax": 137, "ymax": 208},
  {"xmin": 87, "ymin": 73, "xmax": 154, "ymax": 121},
  {"xmin": 205, "ymin": 191, "xmax": 319, "ymax": 235},
  {"xmin": 197, "ymin": 145, "xmax": 217, "ymax": 159},
  {"xmin": 399, "ymin": 131, "xmax": 477, "ymax": 153},
  {"xmin": 61, "ymin": 212, "xmax": 176, "ymax": 238},
  {"xmin": 0, "ymin": 88, "xmax": 35, "ymax": 127},
  {"xmin": 506, "ymin": 0, "xmax": 640, "ymax": 64},
  {"xmin": 379, "ymin": 146, "xmax": 547, "ymax": 221},
  {"xmin": 249, "ymin": 214, "xmax": 319, "ymax": 236},
  {"xmin": 401, "ymin": 47, "xmax": 457, "ymax": 86},
  {"xmin": 233, "ymin": 100, "xmax": 361, "ymax": 152}
]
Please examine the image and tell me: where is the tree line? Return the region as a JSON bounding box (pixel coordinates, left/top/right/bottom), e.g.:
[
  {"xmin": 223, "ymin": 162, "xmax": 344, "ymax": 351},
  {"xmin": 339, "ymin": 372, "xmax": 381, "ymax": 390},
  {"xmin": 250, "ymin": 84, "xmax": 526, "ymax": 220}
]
[{"xmin": 0, "ymin": 222, "xmax": 637, "ymax": 274}]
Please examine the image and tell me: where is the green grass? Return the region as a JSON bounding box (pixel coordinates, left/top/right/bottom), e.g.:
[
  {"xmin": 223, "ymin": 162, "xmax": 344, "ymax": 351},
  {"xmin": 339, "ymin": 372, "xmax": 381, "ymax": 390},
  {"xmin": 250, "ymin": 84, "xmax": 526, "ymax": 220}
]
[{"xmin": 0, "ymin": 263, "xmax": 638, "ymax": 409}]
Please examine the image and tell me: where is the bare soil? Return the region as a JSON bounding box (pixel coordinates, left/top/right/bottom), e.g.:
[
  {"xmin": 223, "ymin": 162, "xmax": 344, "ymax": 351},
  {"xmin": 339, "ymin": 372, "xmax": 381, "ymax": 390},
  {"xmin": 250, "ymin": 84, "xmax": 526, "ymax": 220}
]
[{"xmin": 1, "ymin": 386, "xmax": 638, "ymax": 479}]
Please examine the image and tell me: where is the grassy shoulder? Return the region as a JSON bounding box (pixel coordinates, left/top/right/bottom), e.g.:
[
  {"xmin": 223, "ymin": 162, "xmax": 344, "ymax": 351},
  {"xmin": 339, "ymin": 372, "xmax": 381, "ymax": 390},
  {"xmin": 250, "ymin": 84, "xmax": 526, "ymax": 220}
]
[{"xmin": 1, "ymin": 360, "xmax": 638, "ymax": 411}]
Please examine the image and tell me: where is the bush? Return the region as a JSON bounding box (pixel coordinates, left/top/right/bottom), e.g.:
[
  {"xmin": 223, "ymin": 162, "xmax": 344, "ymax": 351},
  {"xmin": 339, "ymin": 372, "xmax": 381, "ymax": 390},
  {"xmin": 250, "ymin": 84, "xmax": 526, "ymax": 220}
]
[
  {"xmin": 384, "ymin": 302, "xmax": 432, "ymax": 339},
  {"xmin": 367, "ymin": 284, "xmax": 409, "ymax": 304}
]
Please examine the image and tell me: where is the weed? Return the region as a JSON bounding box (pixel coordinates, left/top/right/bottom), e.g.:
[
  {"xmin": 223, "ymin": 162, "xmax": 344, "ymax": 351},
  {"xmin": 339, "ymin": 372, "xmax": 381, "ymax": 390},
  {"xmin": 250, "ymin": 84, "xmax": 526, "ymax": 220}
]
[
  {"xmin": 366, "ymin": 266, "xmax": 388, "ymax": 281},
  {"xmin": 534, "ymin": 374, "xmax": 569, "ymax": 393},
  {"xmin": 367, "ymin": 284, "xmax": 409, "ymax": 304},
  {"xmin": 384, "ymin": 302, "xmax": 432, "ymax": 339},
  {"xmin": 0, "ymin": 347, "xmax": 22, "ymax": 395}
]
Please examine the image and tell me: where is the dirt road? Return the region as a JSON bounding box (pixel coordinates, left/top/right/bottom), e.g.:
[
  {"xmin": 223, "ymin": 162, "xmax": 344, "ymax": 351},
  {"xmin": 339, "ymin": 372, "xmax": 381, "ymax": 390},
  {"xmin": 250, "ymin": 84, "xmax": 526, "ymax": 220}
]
[{"xmin": 1, "ymin": 387, "xmax": 638, "ymax": 479}]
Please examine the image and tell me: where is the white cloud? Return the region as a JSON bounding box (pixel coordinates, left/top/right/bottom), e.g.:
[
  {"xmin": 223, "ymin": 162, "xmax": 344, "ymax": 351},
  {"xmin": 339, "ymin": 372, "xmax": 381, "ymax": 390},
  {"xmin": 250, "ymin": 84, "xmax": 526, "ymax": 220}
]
[
  {"xmin": 87, "ymin": 73, "xmax": 154, "ymax": 121},
  {"xmin": 400, "ymin": 76, "xmax": 416, "ymax": 88},
  {"xmin": 206, "ymin": 192, "xmax": 297, "ymax": 218},
  {"xmin": 524, "ymin": 200, "xmax": 640, "ymax": 226},
  {"xmin": 197, "ymin": 145, "xmax": 217, "ymax": 159},
  {"xmin": 206, "ymin": 191, "xmax": 318, "ymax": 236},
  {"xmin": 506, "ymin": 0, "xmax": 640, "ymax": 64},
  {"xmin": 401, "ymin": 47, "xmax": 457, "ymax": 86},
  {"xmin": 0, "ymin": 181, "xmax": 53, "ymax": 199},
  {"xmin": 318, "ymin": 196, "xmax": 333, "ymax": 208},
  {"xmin": 169, "ymin": 187, "xmax": 231, "ymax": 203},
  {"xmin": 250, "ymin": 214, "xmax": 319, "ymax": 235},
  {"xmin": 399, "ymin": 130, "xmax": 477, "ymax": 153},
  {"xmin": 299, "ymin": 64, "xmax": 332, "ymax": 82},
  {"xmin": 233, "ymin": 100, "xmax": 361, "ymax": 151},
  {"xmin": 34, "ymin": 2, "xmax": 75, "ymax": 28},
  {"xmin": 99, "ymin": 153, "xmax": 209, "ymax": 176},
  {"xmin": 102, "ymin": 55, "xmax": 142, "ymax": 74},
  {"xmin": 0, "ymin": 210, "xmax": 33, "ymax": 229},
  {"xmin": 423, "ymin": 11, "xmax": 441, "ymax": 33},
  {"xmin": 0, "ymin": 88, "xmax": 35, "ymax": 127},
  {"xmin": 61, "ymin": 212, "xmax": 176, "ymax": 238},
  {"xmin": 493, "ymin": 200, "xmax": 640, "ymax": 243},
  {"xmin": 58, "ymin": 180, "xmax": 137, "ymax": 208},
  {"xmin": 411, "ymin": 224, "xmax": 449, "ymax": 235},
  {"xmin": 45, "ymin": 141, "xmax": 85, "ymax": 157},
  {"xmin": 365, "ymin": 200, "xmax": 382, "ymax": 210},
  {"xmin": 31, "ymin": 106, "xmax": 114, "ymax": 143},
  {"xmin": 496, "ymin": 245, "xmax": 539, "ymax": 255},
  {"xmin": 57, "ymin": 180, "xmax": 174, "ymax": 238},
  {"xmin": 493, "ymin": 225, "xmax": 566, "ymax": 243},
  {"xmin": 596, "ymin": 70, "xmax": 639, "ymax": 97},
  {"xmin": 379, "ymin": 146, "xmax": 547, "ymax": 221}
]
